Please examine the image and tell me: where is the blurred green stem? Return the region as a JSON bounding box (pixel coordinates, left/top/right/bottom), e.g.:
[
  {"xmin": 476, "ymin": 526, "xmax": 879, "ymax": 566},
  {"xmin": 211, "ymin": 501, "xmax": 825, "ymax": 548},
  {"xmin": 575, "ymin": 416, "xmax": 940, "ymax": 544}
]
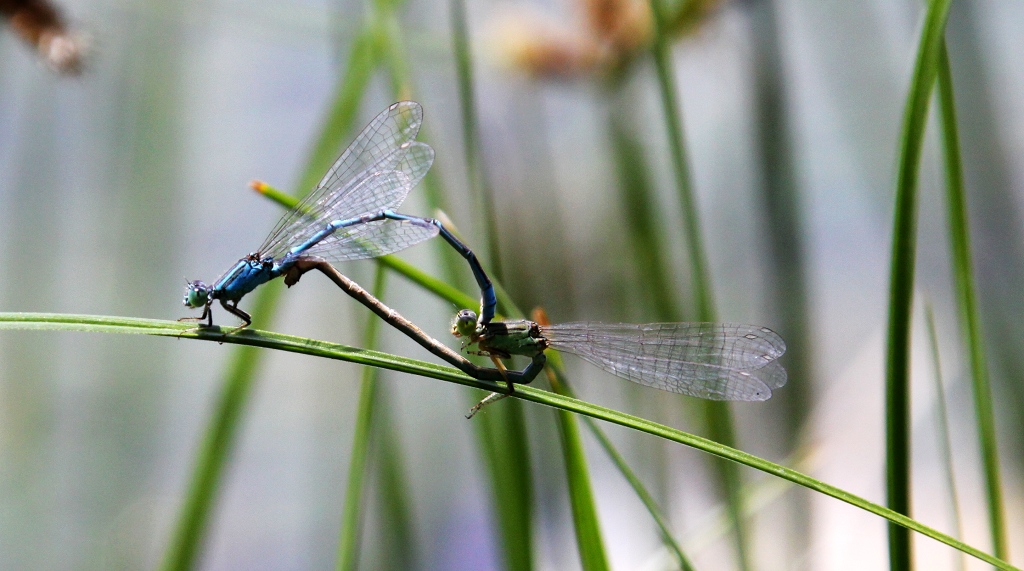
[
  {"xmin": 648, "ymin": 0, "xmax": 749, "ymax": 567},
  {"xmin": 548, "ymin": 367, "xmax": 611, "ymax": 571},
  {"xmin": 449, "ymin": 0, "xmax": 504, "ymax": 280},
  {"xmin": 608, "ymin": 107, "xmax": 681, "ymax": 321},
  {"xmin": 648, "ymin": 0, "xmax": 713, "ymax": 319},
  {"xmin": 159, "ymin": 22, "xmax": 380, "ymax": 570},
  {"xmin": 372, "ymin": 2, "xmax": 540, "ymax": 568},
  {"xmin": 748, "ymin": 0, "xmax": 812, "ymax": 449},
  {"xmin": 923, "ymin": 302, "xmax": 967, "ymax": 571},
  {"xmin": 936, "ymin": 41, "xmax": 1006, "ymax": 558},
  {"xmin": 373, "ymin": 404, "xmax": 417, "ymax": 570},
  {"xmin": 884, "ymin": 0, "xmax": 953, "ymax": 568},
  {"xmin": 747, "ymin": 0, "xmax": 814, "ymax": 556},
  {"xmin": 336, "ymin": 266, "xmax": 388, "ymax": 571},
  {"xmin": 159, "ymin": 296, "xmax": 277, "ymax": 571}
]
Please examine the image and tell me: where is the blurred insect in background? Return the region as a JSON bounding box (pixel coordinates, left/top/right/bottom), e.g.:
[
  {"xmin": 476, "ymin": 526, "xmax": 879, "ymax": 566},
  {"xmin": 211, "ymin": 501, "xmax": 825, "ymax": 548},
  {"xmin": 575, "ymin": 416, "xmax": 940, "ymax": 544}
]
[{"xmin": 0, "ymin": 0, "xmax": 88, "ymax": 74}]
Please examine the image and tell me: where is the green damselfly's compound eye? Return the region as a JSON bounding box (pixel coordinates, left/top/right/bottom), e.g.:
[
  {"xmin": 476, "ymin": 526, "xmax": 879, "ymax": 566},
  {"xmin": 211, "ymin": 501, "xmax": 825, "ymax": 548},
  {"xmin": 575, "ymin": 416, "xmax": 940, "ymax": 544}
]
[
  {"xmin": 452, "ymin": 309, "xmax": 478, "ymax": 338},
  {"xmin": 184, "ymin": 281, "xmax": 211, "ymax": 308}
]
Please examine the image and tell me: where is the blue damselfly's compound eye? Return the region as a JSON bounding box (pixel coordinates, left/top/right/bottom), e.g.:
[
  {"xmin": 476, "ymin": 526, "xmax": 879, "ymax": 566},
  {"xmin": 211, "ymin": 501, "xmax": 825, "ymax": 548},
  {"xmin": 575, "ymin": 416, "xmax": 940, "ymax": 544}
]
[{"xmin": 184, "ymin": 281, "xmax": 210, "ymax": 308}]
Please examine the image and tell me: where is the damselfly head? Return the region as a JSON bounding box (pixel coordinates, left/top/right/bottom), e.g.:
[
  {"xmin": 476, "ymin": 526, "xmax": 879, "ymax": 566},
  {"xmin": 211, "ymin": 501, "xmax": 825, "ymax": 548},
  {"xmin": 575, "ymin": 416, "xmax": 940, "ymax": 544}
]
[
  {"xmin": 183, "ymin": 281, "xmax": 211, "ymax": 308},
  {"xmin": 451, "ymin": 309, "xmax": 478, "ymax": 338}
]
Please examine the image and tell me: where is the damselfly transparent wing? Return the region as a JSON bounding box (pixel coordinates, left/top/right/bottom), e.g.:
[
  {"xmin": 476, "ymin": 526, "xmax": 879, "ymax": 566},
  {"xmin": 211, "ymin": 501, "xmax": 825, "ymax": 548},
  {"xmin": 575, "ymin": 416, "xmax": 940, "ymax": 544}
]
[
  {"xmin": 292, "ymin": 170, "xmax": 440, "ymax": 261},
  {"xmin": 541, "ymin": 322, "xmax": 787, "ymax": 401},
  {"xmin": 304, "ymin": 216, "xmax": 440, "ymax": 261},
  {"xmin": 258, "ymin": 101, "xmax": 432, "ymax": 258},
  {"xmin": 261, "ymin": 143, "xmax": 434, "ymax": 260}
]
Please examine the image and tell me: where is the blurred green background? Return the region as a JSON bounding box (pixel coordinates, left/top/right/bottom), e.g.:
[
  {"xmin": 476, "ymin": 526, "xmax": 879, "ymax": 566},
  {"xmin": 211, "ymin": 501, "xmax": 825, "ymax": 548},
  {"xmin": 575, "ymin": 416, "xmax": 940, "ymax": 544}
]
[{"xmin": 1, "ymin": 0, "xmax": 1022, "ymax": 568}]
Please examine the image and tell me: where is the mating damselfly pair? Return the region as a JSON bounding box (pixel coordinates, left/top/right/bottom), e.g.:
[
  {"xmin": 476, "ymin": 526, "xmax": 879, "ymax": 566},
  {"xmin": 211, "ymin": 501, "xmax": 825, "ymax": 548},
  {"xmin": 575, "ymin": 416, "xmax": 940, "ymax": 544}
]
[{"xmin": 182, "ymin": 101, "xmax": 787, "ymax": 403}]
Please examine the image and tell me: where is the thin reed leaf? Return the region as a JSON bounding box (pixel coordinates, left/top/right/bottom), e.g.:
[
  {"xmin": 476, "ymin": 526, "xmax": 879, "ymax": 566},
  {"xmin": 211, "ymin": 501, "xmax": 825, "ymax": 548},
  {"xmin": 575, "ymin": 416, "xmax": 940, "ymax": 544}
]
[
  {"xmin": 747, "ymin": 3, "xmax": 814, "ymax": 559},
  {"xmin": 936, "ymin": 41, "xmax": 1007, "ymax": 558},
  {"xmin": 473, "ymin": 400, "xmax": 535, "ymax": 571},
  {"xmin": 336, "ymin": 266, "xmax": 388, "ymax": 571},
  {"xmin": 924, "ymin": 302, "xmax": 967, "ymax": 571},
  {"xmin": 449, "ymin": 0, "xmax": 504, "ymax": 280},
  {"xmin": 160, "ymin": 288, "xmax": 282, "ymax": 571},
  {"xmin": 581, "ymin": 419, "xmax": 694, "ymax": 570},
  {"xmin": 885, "ymin": 0, "xmax": 953, "ymax": 567},
  {"xmin": 648, "ymin": 0, "xmax": 713, "ymax": 320},
  {"xmin": 374, "ymin": 405, "xmax": 418, "ymax": 570},
  {"xmin": 160, "ymin": 33, "xmax": 381, "ymax": 569},
  {"xmin": 548, "ymin": 367, "xmax": 611, "ymax": 571},
  {"xmin": 370, "ymin": 5, "xmax": 538, "ymax": 566},
  {"xmin": 648, "ymin": 0, "xmax": 748, "ymax": 566},
  {"xmin": 608, "ymin": 108, "xmax": 681, "ymax": 320},
  {"xmin": 0, "ymin": 313, "xmax": 502, "ymax": 389},
  {"xmin": 1, "ymin": 312, "xmax": 1016, "ymax": 569}
]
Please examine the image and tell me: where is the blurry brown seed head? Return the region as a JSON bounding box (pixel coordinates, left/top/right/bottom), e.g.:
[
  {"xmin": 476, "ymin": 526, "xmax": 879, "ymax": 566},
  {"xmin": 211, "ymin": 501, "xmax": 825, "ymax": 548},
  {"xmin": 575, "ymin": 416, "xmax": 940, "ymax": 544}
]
[
  {"xmin": 486, "ymin": 0, "xmax": 719, "ymax": 81},
  {"xmin": 1, "ymin": 0, "xmax": 88, "ymax": 75},
  {"xmin": 486, "ymin": 8, "xmax": 608, "ymax": 79},
  {"xmin": 579, "ymin": 0, "xmax": 652, "ymax": 54}
]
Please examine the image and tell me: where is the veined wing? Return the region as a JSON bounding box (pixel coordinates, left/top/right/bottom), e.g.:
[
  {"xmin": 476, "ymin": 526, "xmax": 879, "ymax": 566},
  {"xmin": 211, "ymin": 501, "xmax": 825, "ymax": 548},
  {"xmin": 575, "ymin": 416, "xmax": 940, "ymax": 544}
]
[
  {"xmin": 265, "ymin": 170, "xmax": 438, "ymax": 262},
  {"xmin": 262, "ymin": 143, "xmax": 432, "ymax": 259},
  {"xmin": 300, "ymin": 216, "xmax": 439, "ymax": 262},
  {"xmin": 541, "ymin": 322, "xmax": 787, "ymax": 401},
  {"xmin": 259, "ymin": 102, "xmax": 432, "ymax": 257}
]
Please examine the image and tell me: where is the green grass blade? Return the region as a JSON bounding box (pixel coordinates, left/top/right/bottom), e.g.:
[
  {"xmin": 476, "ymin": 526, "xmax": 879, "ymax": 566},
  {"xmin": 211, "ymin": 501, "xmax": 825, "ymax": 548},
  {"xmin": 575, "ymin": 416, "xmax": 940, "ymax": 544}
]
[
  {"xmin": 516, "ymin": 385, "xmax": 1016, "ymax": 571},
  {"xmin": 648, "ymin": 1, "xmax": 749, "ymax": 567},
  {"xmin": 473, "ymin": 400, "xmax": 535, "ymax": 571},
  {"xmin": 549, "ymin": 370, "xmax": 610, "ymax": 571},
  {"xmin": 295, "ymin": 30, "xmax": 381, "ymax": 195},
  {"xmin": 885, "ymin": 0, "xmax": 953, "ymax": 567},
  {"xmin": 558, "ymin": 410, "xmax": 609, "ymax": 571},
  {"xmin": 158, "ymin": 33, "xmax": 381, "ymax": 569},
  {"xmin": 923, "ymin": 302, "xmax": 967, "ymax": 571},
  {"xmin": 648, "ymin": 0, "xmax": 713, "ymax": 320},
  {"xmin": 0, "ymin": 313, "xmax": 502, "ymax": 390},
  {"xmin": 160, "ymin": 288, "xmax": 282, "ymax": 571},
  {"xmin": 582, "ymin": 418, "xmax": 694, "ymax": 570},
  {"xmin": 936, "ymin": 41, "xmax": 1007, "ymax": 558},
  {"xmin": 608, "ymin": 108, "xmax": 682, "ymax": 320},
  {"xmin": 448, "ymin": 0, "xmax": 504, "ymax": 280},
  {"xmin": 0, "ymin": 312, "xmax": 1017, "ymax": 570},
  {"xmin": 336, "ymin": 266, "xmax": 388, "ymax": 571},
  {"xmin": 374, "ymin": 405, "xmax": 418, "ymax": 570},
  {"xmin": 378, "ymin": 255, "xmax": 478, "ymax": 309},
  {"xmin": 369, "ymin": 5, "xmax": 539, "ymax": 566}
]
